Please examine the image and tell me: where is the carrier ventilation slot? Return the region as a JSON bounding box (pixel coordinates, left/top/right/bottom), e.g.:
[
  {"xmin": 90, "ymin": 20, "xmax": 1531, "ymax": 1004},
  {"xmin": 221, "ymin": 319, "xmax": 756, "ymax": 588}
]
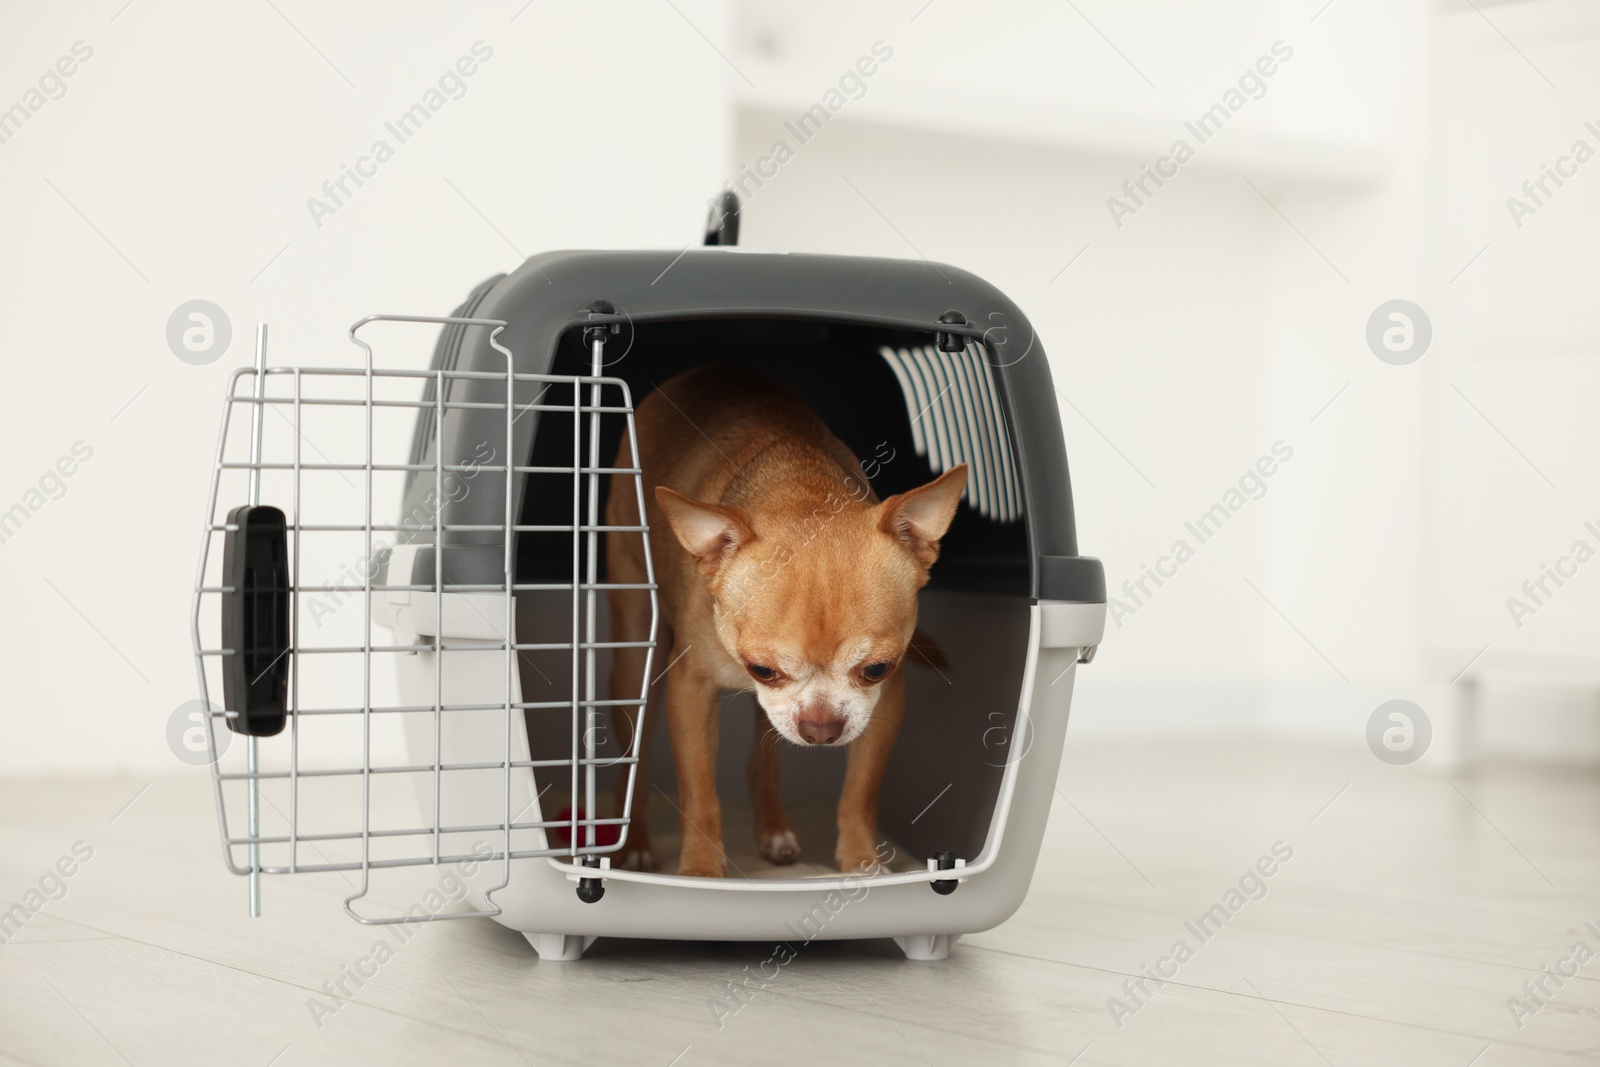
[{"xmin": 878, "ymin": 343, "xmax": 1022, "ymax": 523}]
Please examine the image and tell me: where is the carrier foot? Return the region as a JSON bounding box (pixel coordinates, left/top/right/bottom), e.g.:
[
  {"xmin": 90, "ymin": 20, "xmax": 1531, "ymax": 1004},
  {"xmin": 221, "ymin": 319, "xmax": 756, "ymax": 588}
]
[
  {"xmin": 893, "ymin": 934, "xmax": 953, "ymax": 961},
  {"xmin": 525, "ymin": 933, "xmax": 597, "ymax": 961}
]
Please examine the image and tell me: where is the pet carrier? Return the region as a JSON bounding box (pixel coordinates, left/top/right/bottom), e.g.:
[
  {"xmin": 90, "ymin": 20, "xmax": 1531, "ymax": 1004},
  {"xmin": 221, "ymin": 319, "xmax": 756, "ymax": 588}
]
[{"xmin": 191, "ymin": 204, "xmax": 1106, "ymax": 961}]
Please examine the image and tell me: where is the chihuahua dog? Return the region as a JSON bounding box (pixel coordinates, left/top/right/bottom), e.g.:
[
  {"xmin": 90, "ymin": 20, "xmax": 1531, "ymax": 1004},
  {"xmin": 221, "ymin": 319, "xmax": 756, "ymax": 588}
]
[{"xmin": 604, "ymin": 365, "xmax": 966, "ymax": 876}]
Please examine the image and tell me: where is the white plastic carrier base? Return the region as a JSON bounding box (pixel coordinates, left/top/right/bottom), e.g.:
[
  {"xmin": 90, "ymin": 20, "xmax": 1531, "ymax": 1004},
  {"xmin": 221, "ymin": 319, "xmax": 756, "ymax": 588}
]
[{"xmin": 381, "ymin": 594, "xmax": 1103, "ymax": 961}]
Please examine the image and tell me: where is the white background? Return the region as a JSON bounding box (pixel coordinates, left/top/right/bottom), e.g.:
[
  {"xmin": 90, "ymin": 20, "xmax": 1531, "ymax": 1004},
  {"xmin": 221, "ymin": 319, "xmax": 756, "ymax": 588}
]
[{"xmin": 3, "ymin": 0, "xmax": 1597, "ymax": 772}]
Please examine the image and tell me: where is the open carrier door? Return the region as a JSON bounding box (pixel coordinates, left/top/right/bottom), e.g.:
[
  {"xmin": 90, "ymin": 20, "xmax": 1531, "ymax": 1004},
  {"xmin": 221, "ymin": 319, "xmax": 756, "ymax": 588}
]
[{"xmin": 190, "ymin": 314, "xmax": 658, "ymax": 925}]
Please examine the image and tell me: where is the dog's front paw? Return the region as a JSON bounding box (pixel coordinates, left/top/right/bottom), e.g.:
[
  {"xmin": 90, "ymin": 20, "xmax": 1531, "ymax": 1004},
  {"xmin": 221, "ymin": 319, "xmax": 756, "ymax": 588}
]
[
  {"xmin": 676, "ymin": 859, "xmax": 728, "ymax": 878},
  {"xmin": 612, "ymin": 828, "xmax": 658, "ymax": 872},
  {"xmin": 677, "ymin": 840, "xmax": 728, "ymax": 878},
  {"xmin": 836, "ymin": 851, "xmax": 887, "ymax": 876},
  {"xmin": 835, "ymin": 828, "xmax": 886, "ymax": 875},
  {"xmin": 758, "ymin": 828, "xmax": 801, "ymax": 865},
  {"xmin": 613, "ymin": 844, "xmax": 658, "ymax": 872}
]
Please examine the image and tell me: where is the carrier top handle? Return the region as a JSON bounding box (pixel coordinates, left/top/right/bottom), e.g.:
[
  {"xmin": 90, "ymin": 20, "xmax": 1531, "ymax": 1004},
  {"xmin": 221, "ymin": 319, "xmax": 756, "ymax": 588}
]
[{"xmin": 704, "ymin": 189, "xmax": 741, "ymax": 246}]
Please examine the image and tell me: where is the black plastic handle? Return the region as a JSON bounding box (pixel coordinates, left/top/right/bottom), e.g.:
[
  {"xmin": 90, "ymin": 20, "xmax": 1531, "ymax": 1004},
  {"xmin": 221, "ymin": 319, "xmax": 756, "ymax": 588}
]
[
  {"xmin": 703, "ymin": 190, "xmax": 741, "ymax": 246},
  {"xmin": 221, "ymin": 504, "xmax": 291, "ymax": 737}
]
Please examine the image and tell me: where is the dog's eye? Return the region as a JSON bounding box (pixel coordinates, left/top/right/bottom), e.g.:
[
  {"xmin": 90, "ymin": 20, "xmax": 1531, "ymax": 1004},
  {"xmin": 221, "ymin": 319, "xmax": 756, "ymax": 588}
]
[
  {"xmin": 746, "ymin": 663, "xmax": 778, "ymax": 683},
  {"xmin": 861, "ymin": 661, "xmax": 892, "ymax": 682}
]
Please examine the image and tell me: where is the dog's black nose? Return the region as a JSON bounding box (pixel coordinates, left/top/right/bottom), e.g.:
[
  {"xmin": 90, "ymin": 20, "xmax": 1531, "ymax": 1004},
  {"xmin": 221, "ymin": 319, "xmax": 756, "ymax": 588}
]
[{"xmin": 797, "ymin": 716, "xmax": 845, "ymax": 745}]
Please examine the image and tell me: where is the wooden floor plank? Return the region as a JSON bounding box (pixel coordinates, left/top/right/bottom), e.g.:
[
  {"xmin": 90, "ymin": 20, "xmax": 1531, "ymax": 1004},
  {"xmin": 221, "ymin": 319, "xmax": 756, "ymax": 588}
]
[{"xmin": 3, "ymin": 742, "xmax": 1599, "ymax": 1065}]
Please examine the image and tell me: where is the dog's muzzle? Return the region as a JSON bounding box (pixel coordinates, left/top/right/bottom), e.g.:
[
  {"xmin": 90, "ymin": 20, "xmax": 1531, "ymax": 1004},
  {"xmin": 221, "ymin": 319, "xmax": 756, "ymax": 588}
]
[{"xmin": 795, "ymin": 708, "xmax": 846, "ymax": 745}]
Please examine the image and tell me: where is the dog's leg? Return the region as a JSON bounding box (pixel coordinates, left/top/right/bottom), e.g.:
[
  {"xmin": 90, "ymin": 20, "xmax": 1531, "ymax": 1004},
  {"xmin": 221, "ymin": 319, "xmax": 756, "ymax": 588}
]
[
  {"xmin": 835, "ymin": 668, "xmax": 907, "ymax": 873},
  {"xmin": 747, "ymin": 708, "xmax": 800, "ymax": 864},
  {"xmin": 666, "ymin": 654, "xmax": 727, "ymax": 877}
]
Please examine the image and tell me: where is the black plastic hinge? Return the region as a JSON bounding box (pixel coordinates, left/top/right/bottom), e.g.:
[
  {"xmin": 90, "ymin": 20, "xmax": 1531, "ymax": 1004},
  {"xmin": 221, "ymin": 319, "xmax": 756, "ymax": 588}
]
[
  {"xmin": 220, "ymin": 505, "xmax": 291, "ymax": 737},
  {"xmin": 931, "ymin": 850, "xmax": 959, "ymax": 895},
  {"xmin": 583, "ymin": 300, "xmax": 620, "ymax": 346},
  {"xmin": 576, "ymin": 855, "xmax": 605, "ymax": 903},
  {"xmin": 935, "ymin": 311, "xmax": 968, "ymax": 353}
]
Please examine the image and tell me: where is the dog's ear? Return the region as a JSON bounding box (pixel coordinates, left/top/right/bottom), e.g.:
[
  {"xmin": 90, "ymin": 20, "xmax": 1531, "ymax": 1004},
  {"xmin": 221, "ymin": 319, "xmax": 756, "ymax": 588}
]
[
  {"xmin": 876, "ymin": 464, "xmax": 967, "ymax": 569},
  {"xmin": 656, "ymin": 487, "xmax": 755, "ymax": 580}
]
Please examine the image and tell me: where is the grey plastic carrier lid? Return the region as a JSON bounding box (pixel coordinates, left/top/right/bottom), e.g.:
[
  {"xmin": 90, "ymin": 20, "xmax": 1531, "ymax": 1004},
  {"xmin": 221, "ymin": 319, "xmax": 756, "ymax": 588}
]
[{"xmin": 407, "ymin": 248, "xmax": 1104, "ymax": 605}]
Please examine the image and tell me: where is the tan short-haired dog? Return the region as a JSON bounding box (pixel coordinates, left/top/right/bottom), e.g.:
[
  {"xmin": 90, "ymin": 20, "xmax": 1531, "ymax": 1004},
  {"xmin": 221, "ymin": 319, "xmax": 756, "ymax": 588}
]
[{"xmin": 605, "ymin": 365, "xmax": 966, "ymax": 876}]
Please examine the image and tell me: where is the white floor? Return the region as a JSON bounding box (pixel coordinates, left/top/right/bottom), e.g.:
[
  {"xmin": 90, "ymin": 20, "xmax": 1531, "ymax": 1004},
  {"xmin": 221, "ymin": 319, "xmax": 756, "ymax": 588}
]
[{"xmin": 3, "ymin": 740, "xmax": 1598, "ymax": 1066}]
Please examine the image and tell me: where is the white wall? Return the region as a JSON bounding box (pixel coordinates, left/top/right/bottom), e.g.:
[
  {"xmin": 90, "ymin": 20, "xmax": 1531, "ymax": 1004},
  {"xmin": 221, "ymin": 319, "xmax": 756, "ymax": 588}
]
[
  {"xmin": 1421, "ymin": 0, "xmax": 1600, "ymax": 761},
  {"xmin": 727, "ymin": 0, "xmax": 1440, "ymax": 740},
  {"xmin": 0, "ymin": 0, "xmax": 731, "ymax": 772},
  {"xmin": 4, "ymin": 0, "xmax": 1597, "ymax": 772}
]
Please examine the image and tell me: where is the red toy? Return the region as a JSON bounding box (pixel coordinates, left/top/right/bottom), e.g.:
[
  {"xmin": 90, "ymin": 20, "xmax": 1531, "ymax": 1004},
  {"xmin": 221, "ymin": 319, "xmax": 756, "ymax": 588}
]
[{"xmin": 552, "ymin": 806, "xmax": 620, "ymax": 849}]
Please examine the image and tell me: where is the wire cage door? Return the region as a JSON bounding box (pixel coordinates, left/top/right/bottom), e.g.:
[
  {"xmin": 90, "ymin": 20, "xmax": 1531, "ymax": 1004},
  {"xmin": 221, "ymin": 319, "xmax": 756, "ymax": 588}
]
[{"xmin": 190, "ymin": 315, "xmax": 658, "ymax": 921}]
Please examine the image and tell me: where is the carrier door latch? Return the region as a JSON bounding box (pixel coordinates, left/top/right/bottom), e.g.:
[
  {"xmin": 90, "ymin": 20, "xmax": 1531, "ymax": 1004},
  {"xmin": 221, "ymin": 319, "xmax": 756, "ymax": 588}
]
[{"xmin": 220, "ymin": 504, "xmax": 291, "ymax": 737}]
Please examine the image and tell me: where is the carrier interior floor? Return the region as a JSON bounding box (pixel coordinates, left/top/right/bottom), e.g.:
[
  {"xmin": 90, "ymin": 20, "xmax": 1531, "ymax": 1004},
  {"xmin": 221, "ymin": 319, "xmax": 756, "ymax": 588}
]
[
  {"xmin": 538, "ymin": 791, "xmax": 925, "ymax": 878},
  {"xmin": 5, "ymin": 740, "xmax": 1598, "ymax": 1066}
]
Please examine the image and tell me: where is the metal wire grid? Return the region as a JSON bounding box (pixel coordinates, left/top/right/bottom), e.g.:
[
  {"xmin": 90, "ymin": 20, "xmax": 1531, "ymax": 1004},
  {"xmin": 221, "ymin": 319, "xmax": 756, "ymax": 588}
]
[{"xmin": 189, "ymin": 315, "xmax": 658, "ymax": 922}]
